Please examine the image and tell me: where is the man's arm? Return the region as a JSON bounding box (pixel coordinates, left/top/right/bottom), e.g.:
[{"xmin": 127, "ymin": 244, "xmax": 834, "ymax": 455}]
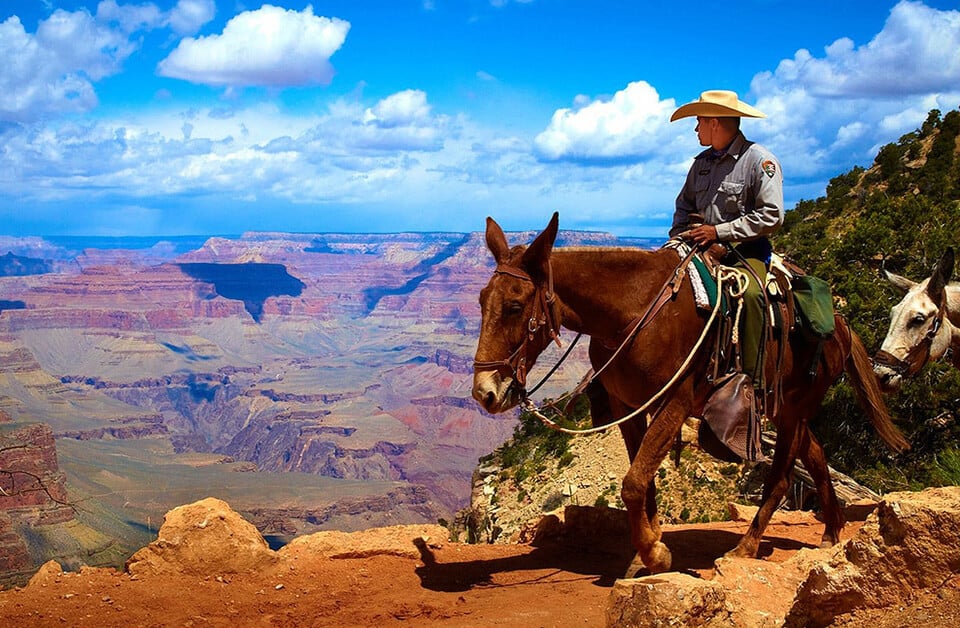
[{"xmin": 670, "ymin": 166, "xmax": 699, "ymax": 238}]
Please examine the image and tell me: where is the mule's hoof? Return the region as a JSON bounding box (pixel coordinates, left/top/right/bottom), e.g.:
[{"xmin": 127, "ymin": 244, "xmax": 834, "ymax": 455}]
[
  {"xmin": 623, "ymin": 543, "xmax": 673, "ymax": 578},
  {"xmin": 646, "ymin": 541, "xmax": 672, "ymax": 574},
  {"xmin": 623, "ymin": 553, "xmax": 646, "ymax": 579},
  {"xmin": 724, "ymin": 543, "xmax": 757, "ymax": 560}
]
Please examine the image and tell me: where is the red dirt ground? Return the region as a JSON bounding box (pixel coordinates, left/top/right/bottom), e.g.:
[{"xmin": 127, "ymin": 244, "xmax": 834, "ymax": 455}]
[{"xmin": 2, "ymin": 516, "xmax": 959, "ymax": 627}]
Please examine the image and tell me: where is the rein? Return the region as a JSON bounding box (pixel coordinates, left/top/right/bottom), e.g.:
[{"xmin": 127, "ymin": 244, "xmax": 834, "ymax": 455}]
[
  {"xmin": 474, "ymin": 246, "xmax": 698, "ymax": 410},
  {"xmin": 874, "ymin": 304, "xmax": 946, "ymax": 376},
  {"xmin": 522, "ymin": 262, "xmax": 749, "ymax": 435}
]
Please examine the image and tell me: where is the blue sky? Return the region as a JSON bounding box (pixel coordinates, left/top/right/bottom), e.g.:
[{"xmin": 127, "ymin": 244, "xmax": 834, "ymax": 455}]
[{"xmin": 1, "ymin": 1, "xmax": 959, "ymax": 237}]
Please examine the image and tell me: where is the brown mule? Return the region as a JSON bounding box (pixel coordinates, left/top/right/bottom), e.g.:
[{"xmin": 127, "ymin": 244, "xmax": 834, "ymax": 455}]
[{"xmin": 472, "ymin": 212, "xmax": 909, "ymax": 576}]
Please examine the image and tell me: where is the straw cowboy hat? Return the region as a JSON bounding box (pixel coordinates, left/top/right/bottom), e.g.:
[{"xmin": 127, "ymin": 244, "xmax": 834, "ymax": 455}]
[{"xmin": 670, "ymin": 90, "xmax": 766, "ymax": 122}]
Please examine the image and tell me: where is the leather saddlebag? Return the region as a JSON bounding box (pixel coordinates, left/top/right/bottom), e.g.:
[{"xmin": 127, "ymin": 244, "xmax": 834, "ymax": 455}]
[{"xmin": 700, "ymin": 372, "xmax": 766, "ymax": 463}]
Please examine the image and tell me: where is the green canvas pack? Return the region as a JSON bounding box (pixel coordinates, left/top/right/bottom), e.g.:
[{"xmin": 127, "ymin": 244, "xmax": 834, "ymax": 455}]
[{"xmin": 792, "ymin": 274, "xmax": 835, "ymax": 339}]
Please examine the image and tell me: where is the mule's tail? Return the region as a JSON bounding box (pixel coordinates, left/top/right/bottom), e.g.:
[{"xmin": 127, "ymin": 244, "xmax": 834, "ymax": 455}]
[{"xmin": 842, "ymin": 320, "xmax": 911, "ymax": 452}]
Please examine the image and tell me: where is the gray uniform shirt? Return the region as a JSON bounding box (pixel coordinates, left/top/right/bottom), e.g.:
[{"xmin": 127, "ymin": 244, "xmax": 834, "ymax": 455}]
[{"xmin": 670, "ymin": 132, "xmax": 784, "ymax": 242}]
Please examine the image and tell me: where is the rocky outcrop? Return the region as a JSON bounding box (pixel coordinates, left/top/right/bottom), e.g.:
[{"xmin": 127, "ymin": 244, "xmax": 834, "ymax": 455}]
[
  {"xmin": 0, "ymin": 512, "xmax": 31, "ymax": 574},
  {"xmin": 605, "ymin": 487, "xmax": 960, "ymax": 628},
  {"xmin": 0, "ymin": 422, "xmax": 95, "ymax": 585},
  {"xmin": 0, "ymin": 252, "xmax": 52, "ymax": 276},
  {"xmin": 126, "ymin": 497, "xmax": 278, "ymax": 577},
  {"xmin": 786, "ymin": 486, "xmax": 960, "ymax": 625},
  {"xmin": 245, "ymin": 485, "xmax": 443, "ymax": 535},
  {"xmin": 54, "ymin": 415, "xmax": 168, "ymax": 440},
  {"xmin": 280, "ymin": 522, "xmax": 448, "ymax": 560},
  {"xmin": 221, "ymin": 414, "xmax": 413, "ymax": 480},
  {"xmin": 432, "ymin": 348, "xmax": 474, "ymax": 374},
  {"xmin": 0, "ymin": 423, "xmax": 71, "ymax": 519},
  {"xmin": 125, "ymin": 497, "xmax": 446, "ymax": 577}
]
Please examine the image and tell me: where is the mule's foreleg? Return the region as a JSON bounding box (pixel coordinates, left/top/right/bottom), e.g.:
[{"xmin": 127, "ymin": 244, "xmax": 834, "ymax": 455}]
[{"xmin": 619, "ymin": 398, "xmax": 687, "ymax": 576}]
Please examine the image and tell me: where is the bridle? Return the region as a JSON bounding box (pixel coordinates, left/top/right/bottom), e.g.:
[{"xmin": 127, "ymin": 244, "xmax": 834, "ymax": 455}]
[
  {"xmin": 472, "ymin": 262, "xmax": 563, "ymax": 390},
  {"xmin": 874, "ymin": 301, "xmax": 946, "ymax": 377},
  {"xmin": 472, "ymin": 246, "xmax": 707, "ymax": 429}
]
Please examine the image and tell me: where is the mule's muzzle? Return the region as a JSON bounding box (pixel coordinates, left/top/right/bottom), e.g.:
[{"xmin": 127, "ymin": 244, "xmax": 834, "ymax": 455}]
[
  {"xmin": 872, "ymin": 350, "xmax": 906, "ymax": 392},
  {"xmin": 472, "ymin": 371, "xmax": 522, "ymax": 414},
  {"xmin": 873, "ymin": 363, "xmax": 903, "ymax": 392}
]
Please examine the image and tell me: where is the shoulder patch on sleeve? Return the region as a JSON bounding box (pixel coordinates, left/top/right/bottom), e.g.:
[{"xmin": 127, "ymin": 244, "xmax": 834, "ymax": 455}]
[{"xmin": 761, "ymin": 160, "xmax": 777, "ymax": 178}]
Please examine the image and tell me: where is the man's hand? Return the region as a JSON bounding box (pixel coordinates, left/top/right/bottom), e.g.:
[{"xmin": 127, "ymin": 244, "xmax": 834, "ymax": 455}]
[{"xmin": 683, "ymin": 224, "xmax": 719, "ymax": 247}]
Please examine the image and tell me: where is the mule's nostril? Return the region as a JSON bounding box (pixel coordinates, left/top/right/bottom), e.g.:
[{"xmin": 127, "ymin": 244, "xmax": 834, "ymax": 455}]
[{"xmin": 483, "ymin": 391, "xmax": 496, "ymax": 409}]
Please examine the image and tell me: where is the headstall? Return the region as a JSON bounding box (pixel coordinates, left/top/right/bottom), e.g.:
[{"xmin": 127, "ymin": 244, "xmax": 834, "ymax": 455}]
[
  {"xmin": 472, "ymin": 262, "xmax": 561, "ymax": 390},
  {"xmin": 874, "ymin": 303, "xmax": 946, "ymax": 376}
]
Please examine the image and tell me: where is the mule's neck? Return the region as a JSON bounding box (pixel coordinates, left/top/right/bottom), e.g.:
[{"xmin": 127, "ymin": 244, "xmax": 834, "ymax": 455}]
[
  {"xmin": 946, "ymin": 285, "xmax": 960, "ymax": 328},
  {"xmin": 548, "ymin": 247, "xmax": 679, "ymax": 340},
  {"xmin": 945, "ymin": 316, "xmax": 960, "ymax": 368}
]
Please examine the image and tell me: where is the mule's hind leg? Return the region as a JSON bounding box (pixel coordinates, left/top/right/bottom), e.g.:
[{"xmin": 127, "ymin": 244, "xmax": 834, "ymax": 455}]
[
  {"xmin": 798, "ymin": 428, "xmax": 845, "ymax": 547},
  {"xmin": 727, "ymin": 417, "xmax": 804, "ymax": 559}
]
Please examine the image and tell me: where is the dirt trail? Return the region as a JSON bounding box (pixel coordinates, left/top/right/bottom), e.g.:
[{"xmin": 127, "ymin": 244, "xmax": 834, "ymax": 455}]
[{"xmin": 0, "ymin": 515, "xmax": 865, "ymax": 627}]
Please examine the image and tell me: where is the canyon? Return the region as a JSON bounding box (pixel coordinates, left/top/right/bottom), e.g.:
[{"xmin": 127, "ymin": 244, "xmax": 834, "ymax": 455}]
[{"xmin": 0, "ymin": 229, "xmax": 657, "ymax": 583}]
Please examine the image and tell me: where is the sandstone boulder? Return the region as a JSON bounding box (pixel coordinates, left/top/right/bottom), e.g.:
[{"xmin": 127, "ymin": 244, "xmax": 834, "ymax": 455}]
[
  {"xmin": 606, "ymin": 487, "xmax": 960, "ymax": 628},
  {"xmin": 787, "ymin": 486, "xmax": 960, "ymax": 626},
  {"xmin": 279, "ymin": 523, "xmax": 449, "ymax": 560},
  {"xmin": 606, "ymin": 572, "xmax": 731, "ymax": 627},
  {"xmin": 26, "ymin": 560, "xmax": 63, "ymax": 588},
  {"xmin": 126, "ymin": 497, "xmax": 277, "ymax": 577}
]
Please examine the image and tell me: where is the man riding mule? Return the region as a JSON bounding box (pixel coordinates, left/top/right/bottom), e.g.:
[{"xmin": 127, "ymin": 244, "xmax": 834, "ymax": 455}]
[
  {"xmin": 670, "ymin": 90, "xmax": 783, "ymax": 395},
  {"xmin": 472, "ymin": 212, "xmax": 909, "ymax": 577},
  {"xmin": 874, "ymin": 247, "xmax": 959, "ymax": 392}
]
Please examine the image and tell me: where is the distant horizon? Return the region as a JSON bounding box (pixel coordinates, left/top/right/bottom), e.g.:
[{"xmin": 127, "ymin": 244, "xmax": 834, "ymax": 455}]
[{"xmin": 1, "ymin": 229, "xmax": 668, "ymax": 242}]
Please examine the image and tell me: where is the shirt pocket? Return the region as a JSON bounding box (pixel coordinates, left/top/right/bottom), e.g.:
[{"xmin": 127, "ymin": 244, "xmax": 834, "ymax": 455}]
[{"xmin": 718, "ymin": 181, "xmax": 744, "ymax": 216}]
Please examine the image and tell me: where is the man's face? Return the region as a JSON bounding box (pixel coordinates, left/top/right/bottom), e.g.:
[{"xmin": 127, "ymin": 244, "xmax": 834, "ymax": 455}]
[{"xmin": 695, "ymin": 116, "xmax": 716, "ymax": 147}]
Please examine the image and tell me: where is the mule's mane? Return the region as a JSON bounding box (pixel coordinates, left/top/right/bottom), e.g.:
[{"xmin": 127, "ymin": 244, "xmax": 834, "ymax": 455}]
[
  {"xmin": 501, "ymin": 244, "xmax": 660, "ymax": 270},
  {"xmin": 555, "ymin": 246, "xmax": 656, "ymax": 254}
]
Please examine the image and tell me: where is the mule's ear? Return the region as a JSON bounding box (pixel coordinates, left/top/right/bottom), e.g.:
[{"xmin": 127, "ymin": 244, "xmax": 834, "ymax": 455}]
[
  {"xmin": 927, "ymin": 247, "xmax": 955, "ymax": 302},
  {"xmin": 521, "ymin": 212, "xmax": 559, "ymax": 281},
  {"xmin": 883, "ymin": 269, "xmax": 916, "ymax": 294},
  {"xmin": 485, "ymin": 217, "xmax": 511, "ymax": 263}
]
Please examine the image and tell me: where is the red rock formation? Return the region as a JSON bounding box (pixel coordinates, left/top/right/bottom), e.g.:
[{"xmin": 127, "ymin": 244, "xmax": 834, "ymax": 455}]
[
  {"xmin": 0, "ymin": 422, "xmax": 75, "ymax": 578},
  {"xmin": 0, "ymin": 423, "xmax": 70, "ymax": 516}
]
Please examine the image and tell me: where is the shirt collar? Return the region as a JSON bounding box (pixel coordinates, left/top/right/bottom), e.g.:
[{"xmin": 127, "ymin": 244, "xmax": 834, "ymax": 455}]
[{"xmin": 698, "ymin": 131, "xmax": 748, "ymax": 161}]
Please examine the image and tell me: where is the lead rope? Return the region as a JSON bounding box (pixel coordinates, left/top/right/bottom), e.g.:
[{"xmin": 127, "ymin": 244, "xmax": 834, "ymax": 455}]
[{"xmin": 521, "ymin": 265, "xmax": 750, "ymax": 435}]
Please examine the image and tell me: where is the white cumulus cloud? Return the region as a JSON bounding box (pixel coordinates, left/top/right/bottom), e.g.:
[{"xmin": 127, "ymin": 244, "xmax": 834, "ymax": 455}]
[
  {"xmin": 157, "ymin": 4, "xmax": 350, "ymax": 88},
  {"xmin": 767, "ymin": 1, "xmax": 960, "ymax": 98},
  {"xmin": 363, "ymin": 90, "xmax": 432, "ymax": 128},
  {"xmin": 534, "ymin": 81, "xmax": 676, "ymax": 163},
  {"xmin": 96, "ymin": 0, "xmax": 164, "ymax": 34},
  {"xmin": 0, "ymin": 8, "xmax": 141, "ymax": 122},
  {"xmin": 746, "ymin": 0, "xmax": 960, "ymax": 178},
  {"xmin": 167, "ymin": 0, "xmax": 216, "ymax": 35}
]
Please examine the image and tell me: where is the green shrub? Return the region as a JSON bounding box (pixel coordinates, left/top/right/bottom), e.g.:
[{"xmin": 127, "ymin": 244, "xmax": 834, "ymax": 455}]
[{"xmin": 773, "ymin": 105, "xmax": 960, "ymax": 494}]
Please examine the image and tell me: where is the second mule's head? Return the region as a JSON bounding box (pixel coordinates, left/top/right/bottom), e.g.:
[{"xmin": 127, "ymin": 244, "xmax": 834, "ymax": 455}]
[
  {"xmin": 874, "ymin": 248, "xmax": 954, "ymax": 392},
  {"xmin": 472, "ymin": 213, "xmax": 559, "ymax": 413}
]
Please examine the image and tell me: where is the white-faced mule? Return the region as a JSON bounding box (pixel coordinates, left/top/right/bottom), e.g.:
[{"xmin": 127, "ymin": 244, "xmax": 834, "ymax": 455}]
[
  {"xmin": 874, "ymin": 247, "xmax": 960, "ymax": 392},
  {"xmin": 472, "ymin": 213, "xmax": 910, "ymax": 577}
]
